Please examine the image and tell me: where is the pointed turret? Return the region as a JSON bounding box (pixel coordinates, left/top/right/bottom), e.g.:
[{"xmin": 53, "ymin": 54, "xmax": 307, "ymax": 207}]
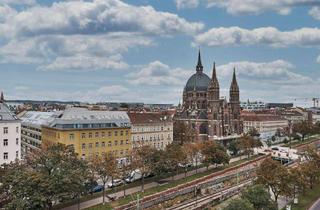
[
  {"xmin": 230, "ymin": 68, "xmax": 239, "ymax": 92},
  {"xmin": 0, "ymin": 91, "xmax": 4, "ymax": 103},
  {"xmin": 196, "ymin": 49, "xmax": 203, "ymax": 73},
  {"xmin": 207, "ymin": 62, "xmax": 220, "ymax": 102},
  {"xmin": 209, "ymin": 62, "xmax": 219, "ymax": 89}
]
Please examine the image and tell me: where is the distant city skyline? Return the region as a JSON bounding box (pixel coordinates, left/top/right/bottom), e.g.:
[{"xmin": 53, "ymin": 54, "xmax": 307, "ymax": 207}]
[{"xmin": 0, "ymin": 0, "xmax": 319, "ymax": 107}]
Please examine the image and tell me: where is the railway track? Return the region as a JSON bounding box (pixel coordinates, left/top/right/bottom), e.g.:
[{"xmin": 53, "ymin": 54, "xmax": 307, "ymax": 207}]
[
  {"xmin": 166, "ymin": 180, "xmax": 252, "ymax": 210},
  {"xmin": 116, "ymin": 139, "xmax": 320, "ymax": 210}
]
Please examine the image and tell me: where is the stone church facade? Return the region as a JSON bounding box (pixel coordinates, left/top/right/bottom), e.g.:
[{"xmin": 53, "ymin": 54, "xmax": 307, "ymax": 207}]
[{"xmin": 176, "ymin": 51, "xmax": 243, "ymax": 142}]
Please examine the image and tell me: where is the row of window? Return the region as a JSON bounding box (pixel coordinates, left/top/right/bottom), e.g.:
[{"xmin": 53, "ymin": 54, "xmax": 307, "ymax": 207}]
[
  {"xmin": 69, "ymin": 130, "xmax": 129, "ymax": 140},
  {"xmin": 81, "ymin": 149, "xmax": 129, "ymax": 159},
  {"xmin": 133, "ymin": 134, "xmax": 171, "ymax": 141},
  {"xmin": 22, "ymin": 125, "xmax": 41, "ymax": 133},
  {"xmin": 2, "ymin": 126, "xmax": 19, "ymax": 134},
  {"xmin": 132, "ymin": 126, "xmax": 171, "ymax": 132},
  {"xmin": 81, "ymin": 139, "xmax": 130, "ymax": 149},
  {"xmin": 133, "ymin": 141, "xmax": 167, "ymax": 149},
  {"xmin": 3, "ymin": 138, "xmax": 19, "ymax": 146},
  {"xmin": 2, "ymin": 151, "xmax": 19, "ymax": 160}
]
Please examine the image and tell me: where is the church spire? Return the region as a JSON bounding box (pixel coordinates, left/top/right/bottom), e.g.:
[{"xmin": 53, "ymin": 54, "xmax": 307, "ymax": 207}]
[
  {"xmin": 209, "ymin": 62, "xmax": 219, "ymax": 88},
  {"xmin": 196, "ymin": 49, "xmax": 203, "ymax": 73},
  {"xmin": 230, "ymin": 67, "xmax": 239, "ymax": 91},
  {"xmin": 0, "ymin": 91, "xmax": 4, "ymax": 103}
]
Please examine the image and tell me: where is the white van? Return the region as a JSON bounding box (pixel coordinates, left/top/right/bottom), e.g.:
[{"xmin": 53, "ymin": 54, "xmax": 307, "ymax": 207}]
[{"xmin": 125, "ymin": 169, "xmax": 142, "ymax": 183}]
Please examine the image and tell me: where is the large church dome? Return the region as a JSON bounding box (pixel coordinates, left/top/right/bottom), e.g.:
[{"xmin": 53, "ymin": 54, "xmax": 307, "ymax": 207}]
[
  {"xmin": 185, "ymin": 72, "xmax": 210, "ymax": 92},
  {"xmin": 184, "ymin": 50, "xmax": 211, "ymax": 92}
]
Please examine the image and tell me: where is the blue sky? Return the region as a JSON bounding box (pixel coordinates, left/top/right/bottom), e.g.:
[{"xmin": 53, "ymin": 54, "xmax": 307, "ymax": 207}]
[{"xmin": 1, "ymin": 0, "xmax": 320, "ymax": 106}]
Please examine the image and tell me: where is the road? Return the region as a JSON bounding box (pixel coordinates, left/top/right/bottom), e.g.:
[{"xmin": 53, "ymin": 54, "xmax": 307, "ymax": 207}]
[
  {"xmin": 61, "ymin": 155, "xmax": 248, "ymax": 210},
  {"xmin": 309, "ymin": 197, "xmax": 320, "ymax": 210}
]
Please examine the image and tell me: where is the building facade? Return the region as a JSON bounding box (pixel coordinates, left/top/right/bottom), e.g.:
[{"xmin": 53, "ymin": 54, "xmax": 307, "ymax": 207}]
[
  {"xmin": 241, "ymin": 112, "xmax": 288, "ymax": 139},
  {"xmin": 128, "ymin": 112, "xmax": 173, "ymax": 149},
  {"xmin": 42, "ymin": 107, "xmax": 132, "ymax": 160},
  {"xmin": 19, "ymin": 111, "xmax": 58, "ymax": 157},
  {"xmin": 0, "ymin": 95, "xmax": 21, "ymax": 165},
  {"xmin": 176, "ymin": 51, "xmax": 243, "ymax": 142}
]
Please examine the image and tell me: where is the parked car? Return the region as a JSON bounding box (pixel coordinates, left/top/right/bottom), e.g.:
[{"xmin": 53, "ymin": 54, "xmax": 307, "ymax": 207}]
[
  {"xmin": 178, "ymin": 163, "xmax": 192, "ymax": 168},
  {"xmin": 89, "ymin": 184, "xmax": 104, "ymax": 193},
  {"xmin": 107, "ymin": 179, "xmax": 124, "ymax": 188},
  {"xmin": 125, "ymin": 169, "xmax": 142, "ymax": 183}
]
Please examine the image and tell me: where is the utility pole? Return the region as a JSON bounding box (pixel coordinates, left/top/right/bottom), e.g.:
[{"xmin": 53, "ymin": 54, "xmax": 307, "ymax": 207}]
[
  {"xmin": 137, "ymin": 194, "xmax": 140, "ymax": 210},
  {"xmin": 289, "ymin": 120, "xmax": 292, "ymax": 149}
]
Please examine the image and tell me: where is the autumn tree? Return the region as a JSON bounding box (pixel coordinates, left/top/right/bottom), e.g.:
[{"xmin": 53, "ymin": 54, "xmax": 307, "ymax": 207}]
[
  {"xmin": 166, "ymin": 143, "xmax": 187, "ymax": 179},
  {"xmin": 247, "ymin": 127, "xmax": 260, "ymax": 138},
  {"xmin": 201, "ymin": 141, "xmax": 230, "ymax": 170},
  {"xmin": 239, "ymin": 134, "xmax": 261, "ymax": 158},
  {"xmin": 90, "ymin": 153, "xmax": 118, "ymax": 205},
  {"xmin": 183, "ymin": 142, "xmax": 202, "ymax": 173},
  {"xmin": 173, "ymin": 121, "xmax": 196, "ymax": 145},
  {"xmin": 257, "ymin": 158, "xmax": 291, "ymax": 202},
  {"xmin": 3, "ymin": 143, "xmax": 89, "ymax": 210},
  {"xmin": 293, "ymin": 121, "xmax": 312, "ymax": 141},
  {"xmin": 131, "ymin": 145, "xmax": 156, "ymax": 192}
]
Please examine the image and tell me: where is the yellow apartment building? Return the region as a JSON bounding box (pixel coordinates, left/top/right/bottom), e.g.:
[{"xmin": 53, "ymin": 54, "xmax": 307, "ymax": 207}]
[{"xmin": 42, "ymin": 107, "xmax": 131, "ymax": 160}]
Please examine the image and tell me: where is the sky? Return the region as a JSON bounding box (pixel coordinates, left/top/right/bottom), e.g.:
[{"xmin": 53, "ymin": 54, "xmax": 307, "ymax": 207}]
[{"xmin": 0, "ymin": 0, "xmax": 320, "ymax": 106}]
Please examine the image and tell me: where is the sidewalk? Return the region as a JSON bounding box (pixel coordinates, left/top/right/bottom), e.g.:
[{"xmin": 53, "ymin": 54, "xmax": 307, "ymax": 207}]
[{"xmin": 61, "ymin": 155, "xmax": 247, "ymax": 210}]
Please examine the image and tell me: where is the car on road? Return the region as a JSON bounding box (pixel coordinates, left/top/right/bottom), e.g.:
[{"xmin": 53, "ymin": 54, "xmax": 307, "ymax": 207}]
[
  {"xmin": 89, "ymin": 184, "xmax": 104, "ymax": 193},
  {"xmin": 107, "ymin": 179, "xmax": 124, "ymax": 188}
]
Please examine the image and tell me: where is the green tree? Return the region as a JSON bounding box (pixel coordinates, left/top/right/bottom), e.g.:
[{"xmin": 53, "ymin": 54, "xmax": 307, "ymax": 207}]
[
  {"xmin": 239, "ymin": 134, "xmax": 259, "ymax": 158},
  {"xmin": 241, "ymin": 184, "xmax": 277, "ymax": 210},
  {"xmin": 149, "ymin": 149, "xmax": 168, "ymax": 178},
  {"xmin": 90, "ymin": 153, "xmax": 118, "ymax": 205},
  {"xmin": 227, "ymin": 140, "xmax": 240, "ymax": 156},
  {"xmin": 3, "ymin": 143, "xmax": 88, "ymax": 210},
  {"xmin": 223, "ymin": 198, "xmax": 255, "ymax": 210}
]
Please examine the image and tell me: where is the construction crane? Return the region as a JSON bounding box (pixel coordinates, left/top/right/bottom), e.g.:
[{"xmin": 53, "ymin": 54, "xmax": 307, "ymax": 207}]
[{"xmin": 293, "ymin": 97, "xmax": 320, "ymax": 107}]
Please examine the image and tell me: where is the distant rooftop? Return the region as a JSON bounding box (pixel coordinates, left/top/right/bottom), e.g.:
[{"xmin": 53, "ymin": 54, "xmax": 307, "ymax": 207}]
[
  {"xmin": 0, "ymin": 102, "xmax": 18, "ymax": 121},
  {"xmin": 20, "ymin": 111, "xmax": 61, "ymax": 127},
  {"xmin": 48, "ymin": 107, "xmax": 131, "ymax": 129}
]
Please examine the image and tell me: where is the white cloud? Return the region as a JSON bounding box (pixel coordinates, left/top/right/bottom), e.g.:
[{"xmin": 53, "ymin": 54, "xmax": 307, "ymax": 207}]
[
  {"xmin": 0, "ymin": 5, "xmax": 16, "ymax": 23},
  {"xmin": 1, "ymin": 0, "xmax": 203, "ymax": 39},
  {"xmin": 128, "ymin": 61, "xmax": 192, "ymax": 86},
  {"xmin": 0, "ymin": 33, "xmax": 153, "ymax": 64},
  {"xmin": 0, "ymin": 0, "xmax": 36, "ymax": 6},
  {"xmin": 194, "ymin": 26, "xmax": 320, "ymax": 48},
  {"xmin": 0, "ymin": 0, "xmax": 203, "ymax": 69},
  {"xmin": 38, "ymin": 54, "xmax": 128, "ymax": 71},
  {"xmin": 175, "ymin": 0, "xmax": 320, "ymax": 16},
  {"xmin": 217, "ymin": 60, "xmax": 312, "ymax": 85},
  {"xmin": 309, "ymin": 6, "xmax": 320, "ymax": 20},
  {"xmin": 317, "ymin": 54, "xmax": 320, "ymax": 63},
  {"xmin": 175, "ymin": 0, "xmax": 200, "ymax": 9}
]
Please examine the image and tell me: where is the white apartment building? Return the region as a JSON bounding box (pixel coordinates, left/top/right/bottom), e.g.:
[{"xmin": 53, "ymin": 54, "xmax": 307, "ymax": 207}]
[
  {"xmin": 19, "ymin": 111, "xmax": 59, "ymax": 157},
  {"xmin": 128, "ymin": 112, "xmax": 173, "ymax": 150},
  {"xmin": 0, "ymin": 101, "xmax": 21, "ymax": 165},
  {"xmin": 242, "ymin": 114, "xmax": 288, "ymax": 139}
]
